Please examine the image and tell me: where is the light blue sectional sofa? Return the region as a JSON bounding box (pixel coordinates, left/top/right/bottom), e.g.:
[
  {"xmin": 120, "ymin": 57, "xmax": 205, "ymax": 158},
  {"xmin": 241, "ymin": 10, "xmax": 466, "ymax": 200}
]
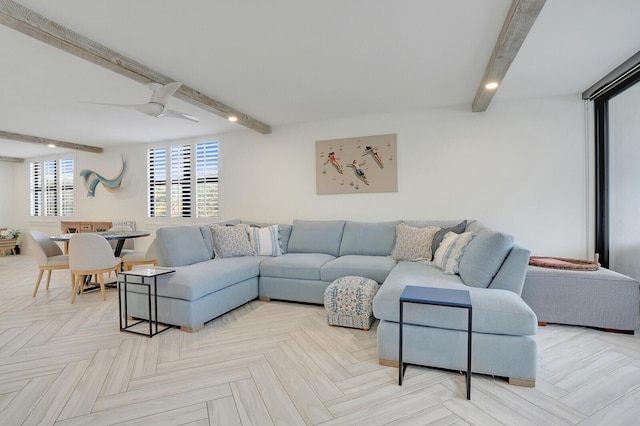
[{"xmin": 127, "ymin": 219, "xmax": 537, "ymax": 385}]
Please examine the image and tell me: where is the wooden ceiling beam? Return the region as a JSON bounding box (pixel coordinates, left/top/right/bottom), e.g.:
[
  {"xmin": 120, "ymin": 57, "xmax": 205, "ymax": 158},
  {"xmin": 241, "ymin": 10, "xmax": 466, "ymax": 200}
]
[
  {"xmin": 472, "ymin": 0, "xmax": 546, "ymax": 112},
  {"xmin": 0, "ymin": 130, "xmax": 103, "ymax": 153},
  {"xmin": 0, "ymin": 155, "xmax": 24, "ymax": 163},
  {"xmin": 0, "ymin": 0, "xmax": 271, "ymax": 134}
]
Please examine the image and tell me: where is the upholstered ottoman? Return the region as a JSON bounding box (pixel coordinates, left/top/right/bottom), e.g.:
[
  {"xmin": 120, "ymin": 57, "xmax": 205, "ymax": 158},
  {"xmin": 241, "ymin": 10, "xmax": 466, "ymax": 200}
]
[{"xmin": 324, "ymin": 276, "xmax": 379, "ymax": 330}]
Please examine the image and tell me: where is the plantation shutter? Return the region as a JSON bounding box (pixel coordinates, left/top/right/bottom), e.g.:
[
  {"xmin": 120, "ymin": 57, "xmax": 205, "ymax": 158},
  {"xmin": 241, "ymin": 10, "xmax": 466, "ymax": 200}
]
[
  {"xmin": 30, "ymin": 161, "xmax": 43, "ymax": 216},
  {"xmin": 44, "ymin": 160, "xmax": 58, "ymax": 216},
  {"xmin": 195, "ymin": 141, "xmax": 219, "ymax": 218},
  {"xmin": 148, "ymin": 147, "xmax": 167, "ymax": 217},
  {"xmin": 170, "ymin": 145, "xmax": 192, "ymax": 218},
  {"xmin": 59, "ymin": 158, "xmax": 74, "ymax": 216}
]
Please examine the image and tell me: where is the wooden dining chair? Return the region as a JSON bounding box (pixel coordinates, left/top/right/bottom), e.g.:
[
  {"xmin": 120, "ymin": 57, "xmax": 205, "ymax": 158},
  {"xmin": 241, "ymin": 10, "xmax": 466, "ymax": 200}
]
[
  {"xmin": 69, "ymin": 233, "xmax": 121, "ymax": 304},
  {"xmin": 121, "ymin": 240, "xmax": 158, "ymax": 271},
  {"xmin": 30, "ymin": 230, "xmax": 71, "ymax": 297}
]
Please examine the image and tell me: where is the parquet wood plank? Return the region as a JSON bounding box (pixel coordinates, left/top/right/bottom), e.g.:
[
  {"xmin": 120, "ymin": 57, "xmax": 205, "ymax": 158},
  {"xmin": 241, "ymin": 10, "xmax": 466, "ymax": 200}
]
[
  {"xmin": 207, "ymin": 396, "xmax": 242, "ymax": 426},
  {"xmin": 230, "ymin": 378, "xmax": 274, "ymax": 426},
  {"xmin": 248, "ymin": 361, "xmax": 307, "ymax": 424},
  {"xmin": 23, "ymin": 360, "xmax": 91, "ymax": 425},
  {"xmin": 264, "ymin": 350, "xmax": 333, "ymax": 424},
  {"xmin": 58, "ymin": 347, "xmax": 118, "ymax": 420},
  {"xmin": 0, "ymin": 374, "xmax": 58, "ymax": 424}
]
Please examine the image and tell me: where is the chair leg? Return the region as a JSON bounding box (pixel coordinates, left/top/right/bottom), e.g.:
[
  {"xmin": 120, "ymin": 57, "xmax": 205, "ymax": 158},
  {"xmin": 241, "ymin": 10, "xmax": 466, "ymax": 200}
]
[
  {"xmin": 71, "ymin": 273, "xmax": 74, "ymax": 289},
  {"xmin": 33, "ymin": 269, "xmax": 45, "ymax": 297},
  {"xmin": 45, "ymin": 270, "xmax": 52, "ymax": 290},
  {"xmin": 98, "ymin": 274, "xmax": 107, "ymax": 301},
  {"xmin": 71, "ymin": 274, "xmax": 82, "ymax": 304}
]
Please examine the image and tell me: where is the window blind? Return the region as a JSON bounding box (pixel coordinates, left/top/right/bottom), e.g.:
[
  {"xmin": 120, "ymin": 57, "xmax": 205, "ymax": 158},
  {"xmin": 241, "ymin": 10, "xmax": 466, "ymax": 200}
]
[{"xmin": 196, "ymin": 141, "xmax": 219, "ymax": 218}]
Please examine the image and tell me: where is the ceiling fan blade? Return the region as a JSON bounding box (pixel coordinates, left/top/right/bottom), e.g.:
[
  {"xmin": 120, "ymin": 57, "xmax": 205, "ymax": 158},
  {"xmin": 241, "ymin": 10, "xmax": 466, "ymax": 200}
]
[
  {"xmin": 148, "ymin": 81, "xmax": 182, "ymax": 106},
  {"xmin": 160, "ymin": 108, "xmax": 200, "ymax": 122},
  {"xmin": 85, "ymin": 101, "xmax": 164, "ymax": 117}
]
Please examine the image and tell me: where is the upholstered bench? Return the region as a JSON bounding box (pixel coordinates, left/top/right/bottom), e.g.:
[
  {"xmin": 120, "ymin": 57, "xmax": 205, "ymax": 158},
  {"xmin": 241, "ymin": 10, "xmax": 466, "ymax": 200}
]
[
  {"xmin": 324, "ymin": 276, "xmax": 379, "ymax": 330},
  {"xmin": 522, "ymin": 265, "xmax": 640, "ymax": 332}
]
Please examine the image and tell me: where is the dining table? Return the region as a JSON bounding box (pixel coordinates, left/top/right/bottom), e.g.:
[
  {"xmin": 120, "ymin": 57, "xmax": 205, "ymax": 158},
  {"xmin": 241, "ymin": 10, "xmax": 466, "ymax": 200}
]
[
  {"xmin": 50, "ymin": 230, "xmax": 151, "ymax": 293},
  {"xmin": 49, "ymin": 230, "xmax": 150, "ymax": 257}
]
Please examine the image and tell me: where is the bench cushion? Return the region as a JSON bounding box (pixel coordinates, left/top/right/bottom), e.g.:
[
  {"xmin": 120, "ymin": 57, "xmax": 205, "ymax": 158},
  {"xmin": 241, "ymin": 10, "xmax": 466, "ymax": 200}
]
[
  {"xmin": 287, "ymin": 220, "xmax": 345, "ymax": 256},
  {"xmin": 260, "ymin": 253, "xmax": 335, "ymax": 280},
  {"xmin": 152, "ymin": 256, "xmax": 264, "ymax": 301},
  {"xmin": 321, "ymin": 255, "xmax": 396, "ymax": 283},
  {"xmin": 339, "ymin": 220, "xmax": 400, "ymax": 256}
]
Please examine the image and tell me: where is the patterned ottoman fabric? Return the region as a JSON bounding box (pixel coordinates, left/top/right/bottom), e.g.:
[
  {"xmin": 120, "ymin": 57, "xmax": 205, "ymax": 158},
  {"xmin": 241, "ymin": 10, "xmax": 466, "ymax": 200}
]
[{"xmin": 324, "ymin": 276, "xmax": 379, "ymax": 330}]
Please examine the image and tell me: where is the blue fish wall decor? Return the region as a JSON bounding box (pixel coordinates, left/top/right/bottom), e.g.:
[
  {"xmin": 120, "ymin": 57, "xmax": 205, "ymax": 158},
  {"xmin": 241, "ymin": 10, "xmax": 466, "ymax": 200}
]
[{"xmin": 80, "ymin": 154, "xmax": 126, "ymax": 197}]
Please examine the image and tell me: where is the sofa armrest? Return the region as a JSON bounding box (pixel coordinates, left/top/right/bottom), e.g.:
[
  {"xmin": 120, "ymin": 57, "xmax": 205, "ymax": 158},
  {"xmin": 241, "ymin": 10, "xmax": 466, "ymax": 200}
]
[{"xmin": 489, "ymin": 245, "xmax": 531, "ymax": 295}]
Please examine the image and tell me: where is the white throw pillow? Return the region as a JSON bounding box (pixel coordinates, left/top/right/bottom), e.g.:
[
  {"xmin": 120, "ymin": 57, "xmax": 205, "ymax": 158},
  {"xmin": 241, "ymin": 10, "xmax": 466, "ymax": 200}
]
[
  {"xmin": 390, "ymin": 223, "xmax": 440, "ymax": 262},
  {"xmin": 433, "ymin": 231, "xmax": 476, "ymax": 274},
  {"xmin": 248, "ymin": 225, "xmax": 282, "ymax": 257}
]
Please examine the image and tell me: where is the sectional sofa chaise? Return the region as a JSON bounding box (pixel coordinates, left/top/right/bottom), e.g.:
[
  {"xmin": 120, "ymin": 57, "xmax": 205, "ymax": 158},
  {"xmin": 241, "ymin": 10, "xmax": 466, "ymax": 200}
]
[{"xmin": 125, "ymin": 219, "xmax": 537, "ymax": 385}]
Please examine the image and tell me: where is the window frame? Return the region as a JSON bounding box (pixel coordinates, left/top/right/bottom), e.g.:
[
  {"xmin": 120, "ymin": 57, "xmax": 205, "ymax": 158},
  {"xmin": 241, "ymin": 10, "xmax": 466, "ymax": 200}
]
[
  {"xmin": 147, "ymin": 139, "xmax": 221, "ymax": 222},
  {"xmin": 29, "ymin": 154, "xmax": 76, "ymax": 219},
  {"xmin": 584, "ymin": 51, "xmax": 640, "ymax": 268}
]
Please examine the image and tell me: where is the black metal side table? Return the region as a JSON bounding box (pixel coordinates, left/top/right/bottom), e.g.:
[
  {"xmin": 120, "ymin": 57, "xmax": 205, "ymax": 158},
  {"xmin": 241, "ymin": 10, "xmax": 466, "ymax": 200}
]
[
  {"xmin": 118, "ymin": 267, "xmax": 175, "ymax": 337},
  {"xmin": 399, "ymin": 285, "xmax": 473, "ymax": 399}
]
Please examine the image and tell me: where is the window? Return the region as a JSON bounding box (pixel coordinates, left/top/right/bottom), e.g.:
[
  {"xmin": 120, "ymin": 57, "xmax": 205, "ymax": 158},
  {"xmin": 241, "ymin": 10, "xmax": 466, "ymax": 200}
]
[
  {"xmin": 148, "ymin": 141, "xmax": 219, "ymax": 218},
  {"xmin": 584, "ymin": 50, "xmax": 640, "ymax": 269},
  {"xmin": 30, "ymin": 157, "xmax": 74, "ymax": 217},
  {"xmin": 196, "ymin": 142, "xmax": 219, "ymax": 217}
]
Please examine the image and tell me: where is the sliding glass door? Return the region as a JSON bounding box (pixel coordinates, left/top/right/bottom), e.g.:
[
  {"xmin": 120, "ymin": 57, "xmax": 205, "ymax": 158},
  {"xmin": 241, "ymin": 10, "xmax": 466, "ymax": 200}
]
[{"xmin": 608, "ymin": 82, "xmax": 640, "ymax": 279}]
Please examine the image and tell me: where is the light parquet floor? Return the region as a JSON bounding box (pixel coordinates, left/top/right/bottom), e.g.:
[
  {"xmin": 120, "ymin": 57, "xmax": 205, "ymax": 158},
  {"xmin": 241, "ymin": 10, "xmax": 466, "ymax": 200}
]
[{"xmin": 1, "ymin": 255, "xmax": 640, "ymax": 425}]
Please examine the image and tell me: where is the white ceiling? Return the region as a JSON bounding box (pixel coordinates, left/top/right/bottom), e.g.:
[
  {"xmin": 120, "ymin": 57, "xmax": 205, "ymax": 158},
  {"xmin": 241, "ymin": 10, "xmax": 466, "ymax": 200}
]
[{"xmin": 2, "ymin": 0, "xmax": 640, "ymax": 159}]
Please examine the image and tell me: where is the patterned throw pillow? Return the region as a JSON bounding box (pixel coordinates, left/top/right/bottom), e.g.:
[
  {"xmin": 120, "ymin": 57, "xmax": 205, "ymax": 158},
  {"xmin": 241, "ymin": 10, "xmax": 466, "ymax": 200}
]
[
  {"xmin": 210, "ymin": 224, "xmax": 256, "ymax": 258},
  {"xmin": 248, "ymin": 225, "xmax": 282, "ymax": 256},
  {"xmin": 433, "ymin": 231, "xmax": 476, "ymax": 274},
  {"xmin": 390, "ymin": 223, "xmax": 440, "ymax": 262}
]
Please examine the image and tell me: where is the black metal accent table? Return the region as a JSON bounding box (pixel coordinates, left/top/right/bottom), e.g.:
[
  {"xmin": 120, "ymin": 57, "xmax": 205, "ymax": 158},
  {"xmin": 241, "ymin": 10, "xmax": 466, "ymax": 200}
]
[
  {"xmin": 118, "ymin": 267, "xmax": 175, "ymax": 337},
  {"xmin": 399, "ymin": 285, "xmax": 473, "ymax": 399}
]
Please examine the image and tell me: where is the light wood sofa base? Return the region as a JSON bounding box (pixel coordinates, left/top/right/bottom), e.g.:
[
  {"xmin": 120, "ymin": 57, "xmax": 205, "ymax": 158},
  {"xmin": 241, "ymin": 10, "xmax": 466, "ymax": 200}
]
[
  {"xmin": 180, "ymin": 324, "xmax": 204, "ymax": 333},
  {"xmin": 378, "ymin": 359, "xmax": 535, "ymax": 387}
]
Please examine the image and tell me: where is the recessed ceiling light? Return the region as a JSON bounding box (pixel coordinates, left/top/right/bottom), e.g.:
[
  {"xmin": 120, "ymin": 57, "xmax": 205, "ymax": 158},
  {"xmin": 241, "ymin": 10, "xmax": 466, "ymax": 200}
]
[
  {"xmin": 228, "ymin": 115, "xmax": 238, "ymax": 122},
  {"xmin": 485, "ymin": 82, "xmax": 499, "ymax": 90},
  {"xmin": 47, "ymin": 143, "xmax": 56, "ymax": 148}
]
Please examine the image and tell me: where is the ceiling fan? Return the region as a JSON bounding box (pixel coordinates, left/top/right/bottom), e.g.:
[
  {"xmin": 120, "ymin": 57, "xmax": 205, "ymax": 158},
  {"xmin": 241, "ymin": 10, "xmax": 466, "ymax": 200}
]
[{"xmin": 88, "ymin": 81, "xmax": 199, "ymax": 122}]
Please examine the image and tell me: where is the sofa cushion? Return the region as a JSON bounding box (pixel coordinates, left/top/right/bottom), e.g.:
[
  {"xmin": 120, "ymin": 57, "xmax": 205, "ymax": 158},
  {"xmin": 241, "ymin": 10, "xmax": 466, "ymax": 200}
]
[
  {"xmin": 431, "ymin": 220, "xmax": 467, "ymax": 257},
  {"xmin": 432, "ymin": 231, "xmax": 475, "ymax": 274},
  {"xmin": 279, "ymin": 224, "xmax": 293, "ymax": 253},
  {"xmin": 210, "ymin": 224, "xmax": 256, "ymax": 258},
  {"xmin": 458, "ymin": 228, "xmax": 514, "ymax": 288},
  {"xmin": 287, "ymin": 220, "xmax": 345, "ymax": 256},
  {"xmin": 260, "ymin": 253, "xmax": 335, "ymax": 280},
  {"xmin": 339, "ymin": 220, "xmax": 400, "ymax": 256},
  {"xmin": 154, "ymin": 256, "xmax": 264, "ymax": 301},
  {"xmin": 248, "ymin": 225, "xmax": 282, "ymax": 256},
  {"xmin": 372, "ymin": 262, "xmax": 537, "ymax": 336},
  {"xmin": 199, "ymin": 219, "xmax": 242, "ymax": 258},
  {"xmin": 403, "ymin": 220, "xmax": 463, "ymax": 229},
  {"xmin": 390, "ymin": 224, "xmax": 439, "ymax": 262},
  {"xmin": 156, "ymin": 226, "xmax": 210, "ymax": 267},
  {"xmin": 321, "ymin": 255, "xmax": 397, "ymax": 283}
]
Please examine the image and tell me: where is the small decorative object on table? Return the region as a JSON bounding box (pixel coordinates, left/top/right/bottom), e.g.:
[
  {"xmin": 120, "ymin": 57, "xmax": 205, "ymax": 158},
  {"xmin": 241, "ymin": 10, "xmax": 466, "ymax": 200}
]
[
  {"xmin": 0, "ymin": 228, "xmax": 20, "ymax": 256},
  {"xmin": 324, "ymin": 276, "xmax": 379, "ymax": 331},
  {"xmin": 118, "ymin": 267, "xmax": 175, "ymax": 337}
]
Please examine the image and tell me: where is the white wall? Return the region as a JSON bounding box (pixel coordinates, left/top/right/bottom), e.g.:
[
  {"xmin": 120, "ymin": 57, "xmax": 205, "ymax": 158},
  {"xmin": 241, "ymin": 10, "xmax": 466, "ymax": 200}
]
[
  {"xmin": 223, "ymin": 96, "xmax": 588, "ymax": 257},
  {"xmin": 0, "ymin": 162, "xmax": 16, "ymax": 228},
  {"xmin": 12, "ymin": 95, "xmax": 590, "ymax": 258}
]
